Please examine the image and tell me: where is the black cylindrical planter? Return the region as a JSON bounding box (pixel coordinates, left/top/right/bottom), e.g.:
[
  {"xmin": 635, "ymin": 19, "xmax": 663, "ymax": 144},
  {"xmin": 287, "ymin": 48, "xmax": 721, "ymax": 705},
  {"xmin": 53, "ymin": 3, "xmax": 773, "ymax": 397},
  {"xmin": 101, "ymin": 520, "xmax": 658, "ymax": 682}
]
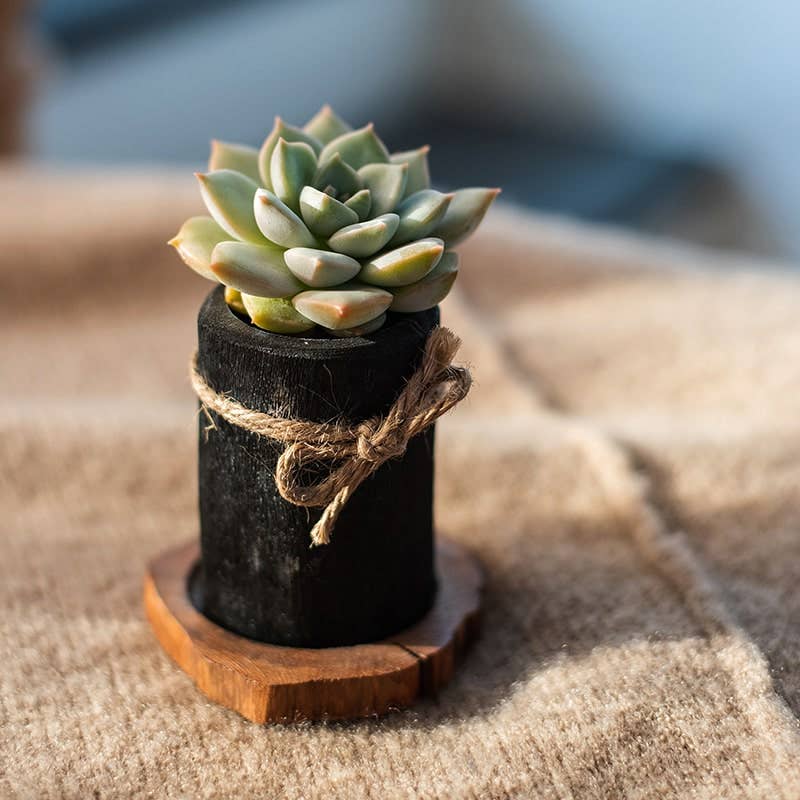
[{"xmin": 190, "ymin": 286, "xmax": 439, "ymax": 648}]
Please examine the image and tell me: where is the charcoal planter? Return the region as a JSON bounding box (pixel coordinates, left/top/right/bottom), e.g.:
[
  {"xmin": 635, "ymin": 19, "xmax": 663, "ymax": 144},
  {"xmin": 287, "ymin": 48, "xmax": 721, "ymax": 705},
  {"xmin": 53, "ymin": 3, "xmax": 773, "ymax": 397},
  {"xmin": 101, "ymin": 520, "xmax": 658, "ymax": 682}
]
[{"xmin": 189, "ymin": 285, "xmax": 440, "ymax": 648}]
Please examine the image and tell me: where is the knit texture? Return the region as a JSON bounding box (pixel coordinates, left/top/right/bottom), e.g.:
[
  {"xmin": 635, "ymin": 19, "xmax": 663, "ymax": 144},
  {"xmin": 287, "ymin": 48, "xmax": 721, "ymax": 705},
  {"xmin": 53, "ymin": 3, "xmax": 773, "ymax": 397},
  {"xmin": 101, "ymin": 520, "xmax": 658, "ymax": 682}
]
[{"xmin": 2, "ymin": 166, "xmax": 800, "ymax": 799}]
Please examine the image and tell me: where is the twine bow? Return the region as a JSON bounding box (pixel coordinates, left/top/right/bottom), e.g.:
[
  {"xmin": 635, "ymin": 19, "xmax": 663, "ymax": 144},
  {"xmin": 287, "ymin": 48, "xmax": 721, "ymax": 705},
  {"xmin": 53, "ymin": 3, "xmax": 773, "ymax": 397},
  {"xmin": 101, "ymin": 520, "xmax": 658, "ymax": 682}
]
[{"xmin": 190, "ymin": 327, "xmax": 471, "ymax": 546}]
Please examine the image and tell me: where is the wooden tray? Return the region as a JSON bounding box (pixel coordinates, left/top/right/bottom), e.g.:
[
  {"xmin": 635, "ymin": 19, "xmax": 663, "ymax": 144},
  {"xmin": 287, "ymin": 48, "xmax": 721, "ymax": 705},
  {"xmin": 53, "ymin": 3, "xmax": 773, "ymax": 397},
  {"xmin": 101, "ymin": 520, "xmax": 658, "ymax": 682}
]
[{"xmin": 144, "ymin": 537, "xmax": 483, "ymax": 723}]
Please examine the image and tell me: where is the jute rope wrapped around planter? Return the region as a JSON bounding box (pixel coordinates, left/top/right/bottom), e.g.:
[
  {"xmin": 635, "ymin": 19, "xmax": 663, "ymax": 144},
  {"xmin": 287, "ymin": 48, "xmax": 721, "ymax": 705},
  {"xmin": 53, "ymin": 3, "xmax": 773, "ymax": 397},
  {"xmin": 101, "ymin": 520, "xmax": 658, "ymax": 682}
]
[{"xmin": 190, "ymin": 327, "xmax": 472, "ymax": 546}]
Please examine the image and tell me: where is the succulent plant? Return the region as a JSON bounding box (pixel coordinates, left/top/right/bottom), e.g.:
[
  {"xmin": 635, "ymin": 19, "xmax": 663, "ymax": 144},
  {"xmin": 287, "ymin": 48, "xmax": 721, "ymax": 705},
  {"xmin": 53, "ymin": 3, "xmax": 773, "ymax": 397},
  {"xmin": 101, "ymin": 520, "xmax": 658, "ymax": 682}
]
[{"xmin": 170, "ymin": 105, "xmax": 499, "ymax": 336}]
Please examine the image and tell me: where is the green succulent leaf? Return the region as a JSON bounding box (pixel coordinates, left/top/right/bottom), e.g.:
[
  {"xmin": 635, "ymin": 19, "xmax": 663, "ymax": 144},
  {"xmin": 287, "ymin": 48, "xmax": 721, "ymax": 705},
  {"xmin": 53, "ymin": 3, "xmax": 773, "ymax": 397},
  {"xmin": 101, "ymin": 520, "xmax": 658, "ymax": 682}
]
[
  {"xmin": 390, "ymin": 251, "xmax": 458, "ymax": 312},
  {"xmin": 258, "ymin": 117, "xmax": 322, "ymax": 190},
  {"xmin": 177, "ymin": 111, "xmax": 500, "ymax": 335},
  {"xmin": 292, "ymin": 285, "xmax": 393, "ymax": 330},
  {"xmin": 359, "ymin": 237, "xmax": 444, "ymax": 287},
  {"xmin": 357, "ymin": 163, "xmax": 408, "ymax": 216},
  {"xmin": 298, "ymin": 186, "xmax": 359, "ymax": 239},
  {"xmin": 284, "ymin": 247, "xmax": 361, "ymax": 287},
  {"xmin": 224, "ymin": 286, "xmax": 248, "ymax": 316},
  {"xmin": 344, "ymin": 189, "xmax": 372, "ymax": 221},
  {"xmin": 208, "ymin": 140, "xmax": 262, "ymax": 185},
  {"xmin": 168, "ymin": 216, "xmax": 229, "ymax": 281},
  {"xmin": 431, "ymin": 187, "xmax": 500, "ymax": 246},
  {"xmin": 313, "ymin": 153, "xmax": 363, "ymax": 199},
  {"xmin": 254, "ymin": 188, "xmax": 317, "ymax": 248},
  {"xmin": 390, "ymin": 189, "xmax": 453, "ymax": 246},
  {"xmin": 210, "ymin": 241, "xmax": 303, "ymax": 298},
  {"xmin": 241, "ymin": 294, "xmax": 316, "ymax": 334},
  {"xmin": 330, "ymin": 312, "xmax": 387, "ymax": 337},
  {"xmin": 390, "ymin": 146, "xmax": 431, "ymax": 198},
  {"xmin": 327, "ymin": 213, "xmax": 399, "ymax": 258},
  {"xmin": 196, "ymin": 169, "xmax": 264, "ymax": 244},
  {"xmin": 303, "ymin": 104, "xmax": 352, "ymax": 145},
  {"xmin": 270, "ymin": 138, "xmax": 317, "ymax": 213},
  {"xmin": 318, "ymin": 124, "xmax": 390, "ymax": 171}
]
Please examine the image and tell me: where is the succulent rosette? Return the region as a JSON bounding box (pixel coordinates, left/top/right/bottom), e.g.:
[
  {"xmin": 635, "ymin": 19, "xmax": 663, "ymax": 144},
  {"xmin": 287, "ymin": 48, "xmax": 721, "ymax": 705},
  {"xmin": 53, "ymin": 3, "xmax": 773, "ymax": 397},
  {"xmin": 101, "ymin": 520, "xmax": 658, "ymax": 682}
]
[{"xmin": 170, "ymin": 105, "xmax": 499, "ymax": 336}]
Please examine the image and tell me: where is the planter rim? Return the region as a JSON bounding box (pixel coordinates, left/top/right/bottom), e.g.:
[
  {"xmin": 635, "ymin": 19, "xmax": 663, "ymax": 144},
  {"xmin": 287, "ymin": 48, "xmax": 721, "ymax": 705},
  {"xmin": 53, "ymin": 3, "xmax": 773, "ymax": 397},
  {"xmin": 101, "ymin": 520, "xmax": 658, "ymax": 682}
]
[{"xmin": 202, "ymin": 285, "xmax": 439, "ymax": 364}]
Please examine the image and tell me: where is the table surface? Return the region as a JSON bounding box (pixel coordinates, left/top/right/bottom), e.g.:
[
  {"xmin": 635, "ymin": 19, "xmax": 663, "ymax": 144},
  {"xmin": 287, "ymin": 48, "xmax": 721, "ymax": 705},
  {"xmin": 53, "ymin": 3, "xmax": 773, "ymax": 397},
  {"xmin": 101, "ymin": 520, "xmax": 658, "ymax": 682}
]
[{"xmin": 2, "ymin": 167, "xmax": 799, "ymax": 799}]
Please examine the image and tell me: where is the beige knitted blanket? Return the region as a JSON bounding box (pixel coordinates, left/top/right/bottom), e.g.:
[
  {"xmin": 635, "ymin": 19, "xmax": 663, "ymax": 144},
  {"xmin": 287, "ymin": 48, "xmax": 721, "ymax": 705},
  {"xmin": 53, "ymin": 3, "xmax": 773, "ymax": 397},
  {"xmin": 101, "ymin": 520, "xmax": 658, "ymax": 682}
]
[{"xmin": 2, "ymin": 166, "xmax": 800, "ymax": 799}]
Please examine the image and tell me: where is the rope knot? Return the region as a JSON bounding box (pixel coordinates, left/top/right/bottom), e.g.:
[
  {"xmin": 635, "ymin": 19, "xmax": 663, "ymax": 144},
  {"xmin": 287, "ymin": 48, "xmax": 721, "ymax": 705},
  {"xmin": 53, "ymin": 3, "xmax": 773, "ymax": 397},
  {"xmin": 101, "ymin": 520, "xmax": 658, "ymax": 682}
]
[
  {"xmin": 190, "ymin": 327, "xmax": 471, "ymax": 546},
  {"xmin": 356, "ymin": 421, "xmax": 407, "ymax": 463}
]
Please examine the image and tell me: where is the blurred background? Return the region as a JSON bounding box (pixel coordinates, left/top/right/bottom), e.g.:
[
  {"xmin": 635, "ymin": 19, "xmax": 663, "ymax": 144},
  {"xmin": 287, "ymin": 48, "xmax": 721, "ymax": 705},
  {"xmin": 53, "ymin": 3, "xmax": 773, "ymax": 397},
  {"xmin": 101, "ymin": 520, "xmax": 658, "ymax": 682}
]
[{"xmin": 4, "ymin": 0, "xmax": 800, "ymax": 259}]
